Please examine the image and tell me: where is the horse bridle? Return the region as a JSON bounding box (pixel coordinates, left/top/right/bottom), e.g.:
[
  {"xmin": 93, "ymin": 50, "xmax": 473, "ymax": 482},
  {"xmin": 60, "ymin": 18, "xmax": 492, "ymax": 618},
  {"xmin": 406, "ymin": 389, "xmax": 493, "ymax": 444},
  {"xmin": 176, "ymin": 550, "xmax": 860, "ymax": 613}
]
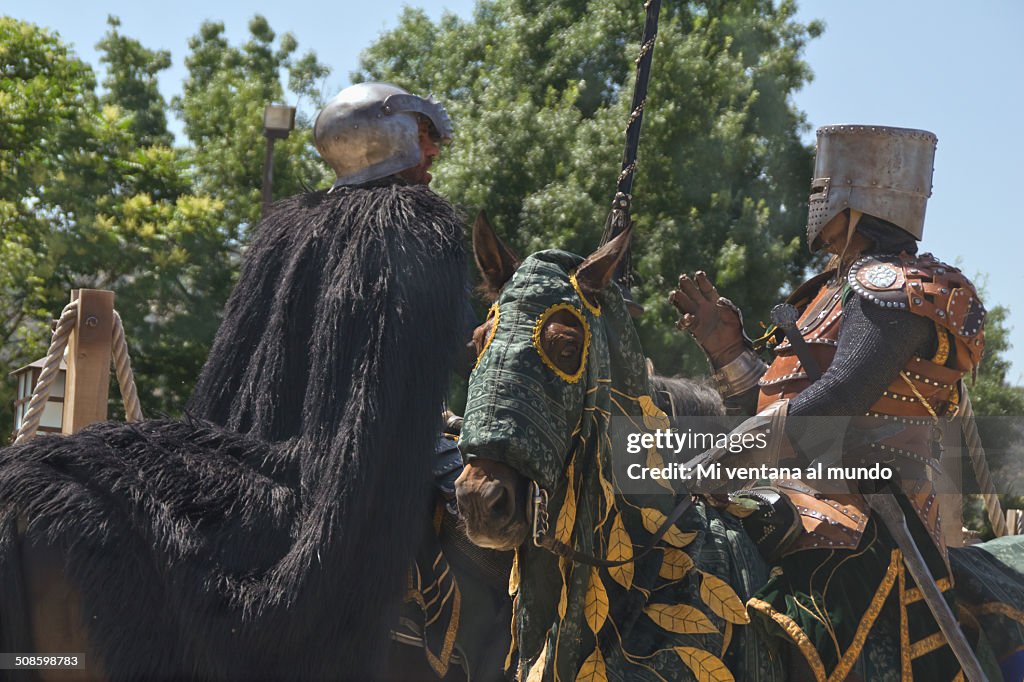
[{"xmin": 528, "ymin": 480, "xmax": 695, "ymax": 568}]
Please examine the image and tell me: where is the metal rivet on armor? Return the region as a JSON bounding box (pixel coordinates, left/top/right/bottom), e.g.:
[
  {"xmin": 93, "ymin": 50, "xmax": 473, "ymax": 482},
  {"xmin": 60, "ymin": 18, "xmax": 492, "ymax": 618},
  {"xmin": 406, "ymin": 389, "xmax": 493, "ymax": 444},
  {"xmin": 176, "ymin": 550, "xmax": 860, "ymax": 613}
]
[
  {"xmin": 937, "ymin": 310, "xmax": 945, "ymax": 317},
  {"xmin": 940, "ymin": 288, "xmax": 948, "ymax": 294},
  {"xmin": 914, "ymin": 298, "xmax": 922, "ymax": 305}
]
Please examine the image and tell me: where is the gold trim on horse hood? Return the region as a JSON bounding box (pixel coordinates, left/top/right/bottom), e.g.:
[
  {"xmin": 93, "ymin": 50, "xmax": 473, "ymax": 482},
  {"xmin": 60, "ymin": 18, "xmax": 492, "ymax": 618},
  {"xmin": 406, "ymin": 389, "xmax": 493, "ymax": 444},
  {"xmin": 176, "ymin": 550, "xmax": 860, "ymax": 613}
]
[
  {"xmin": 531, "ymin": 302, "xmax": 591, "ymax": 384},
  {"xmin": 473, "ymin": 303, "xmax": 500, "ymax": 371},
  {"xmin": 569, "ymin": 271, "xmax": 602, "ymax": 317}
]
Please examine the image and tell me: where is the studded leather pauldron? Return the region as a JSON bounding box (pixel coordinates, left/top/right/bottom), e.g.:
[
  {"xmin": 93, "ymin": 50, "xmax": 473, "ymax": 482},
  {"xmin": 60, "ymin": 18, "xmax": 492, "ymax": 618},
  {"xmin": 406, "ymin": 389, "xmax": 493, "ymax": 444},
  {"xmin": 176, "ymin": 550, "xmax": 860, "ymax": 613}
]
[
  {"xmin": 755, "ymin": 254, "xmax": 987, "ymax": 558},
  {"xmin": 848, "ymin": 252, "xmax": 985, "ymax": 370}
]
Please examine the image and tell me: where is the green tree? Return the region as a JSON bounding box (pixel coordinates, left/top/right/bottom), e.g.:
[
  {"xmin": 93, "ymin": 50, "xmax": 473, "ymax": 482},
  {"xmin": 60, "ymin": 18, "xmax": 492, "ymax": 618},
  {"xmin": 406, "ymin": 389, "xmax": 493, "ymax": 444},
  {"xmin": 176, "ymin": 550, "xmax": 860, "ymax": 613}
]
[
  {"xmin": 97, "ymin": 15, "xmax": 173, "ymax": 147},
  {"xmin": 173, "ymin": 16, "xmax": 332, "ymax": 239},
  {"xmin": 971, "ymin": 305, "xmax": 1024, "ymax": 417},
  {"xmin": 1, "ymin": 16, "xmax": 335, "ymax": 441},
  {"xmin": 358, "ymin": 0, "xmax": 822, "ymax": 376},
  {"xmin": 0, "ymin": 18, "xmax": 98, "ymax": 438}
]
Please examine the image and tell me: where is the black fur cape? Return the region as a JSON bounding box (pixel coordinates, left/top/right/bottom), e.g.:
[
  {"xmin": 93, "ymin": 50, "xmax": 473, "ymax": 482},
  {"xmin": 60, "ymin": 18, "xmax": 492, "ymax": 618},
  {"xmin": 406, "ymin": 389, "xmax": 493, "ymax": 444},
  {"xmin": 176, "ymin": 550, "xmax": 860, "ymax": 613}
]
[{"xmin": 0, "ymin": 184, "xmax": 466, "ymax": 680}]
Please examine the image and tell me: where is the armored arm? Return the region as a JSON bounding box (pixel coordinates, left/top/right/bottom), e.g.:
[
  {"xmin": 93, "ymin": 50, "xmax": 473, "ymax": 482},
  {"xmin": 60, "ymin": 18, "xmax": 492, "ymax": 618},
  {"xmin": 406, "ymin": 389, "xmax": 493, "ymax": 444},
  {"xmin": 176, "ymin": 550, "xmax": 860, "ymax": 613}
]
[
  {"xmin": 788, "ymin": 290, "xmax": 935, "ymax": 417},
  {"xmin": 669, "ymin": 272, "xmax": 767, "ymax": 412}
]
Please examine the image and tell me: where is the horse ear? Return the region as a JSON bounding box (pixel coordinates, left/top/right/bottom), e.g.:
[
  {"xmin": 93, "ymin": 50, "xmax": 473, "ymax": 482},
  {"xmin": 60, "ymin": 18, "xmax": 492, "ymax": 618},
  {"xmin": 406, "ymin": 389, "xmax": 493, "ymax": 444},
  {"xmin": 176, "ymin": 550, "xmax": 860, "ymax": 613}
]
[
  {"xmin": 575, "ymin": 225, "xmax": 633, "ymax": 296},
  {"xmin": 473, "ymin": 211, "xmax": 520, "ymax": 299}
]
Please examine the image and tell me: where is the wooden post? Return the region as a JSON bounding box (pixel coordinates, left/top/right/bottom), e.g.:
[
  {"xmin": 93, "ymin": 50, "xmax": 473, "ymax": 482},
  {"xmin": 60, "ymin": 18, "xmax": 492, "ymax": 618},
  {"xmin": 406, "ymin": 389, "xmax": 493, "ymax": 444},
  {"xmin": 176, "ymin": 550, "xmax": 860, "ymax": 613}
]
[{"xmin": 62, "ymin": 289, "xmax": 114, "ymax": 434}]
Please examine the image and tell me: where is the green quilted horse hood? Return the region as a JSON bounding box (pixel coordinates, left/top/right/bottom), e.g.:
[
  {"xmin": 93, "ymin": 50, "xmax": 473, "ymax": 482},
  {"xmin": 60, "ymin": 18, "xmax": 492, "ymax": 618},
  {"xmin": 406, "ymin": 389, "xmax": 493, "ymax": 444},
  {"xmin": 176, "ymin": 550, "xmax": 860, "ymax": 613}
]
[
  {"xmin": 460, "ymin": 248, "xmax": 648, "ymax": 492},
  {"xmin": 458, "ymin": 248, "xmax": 782, "ymax": 682}
]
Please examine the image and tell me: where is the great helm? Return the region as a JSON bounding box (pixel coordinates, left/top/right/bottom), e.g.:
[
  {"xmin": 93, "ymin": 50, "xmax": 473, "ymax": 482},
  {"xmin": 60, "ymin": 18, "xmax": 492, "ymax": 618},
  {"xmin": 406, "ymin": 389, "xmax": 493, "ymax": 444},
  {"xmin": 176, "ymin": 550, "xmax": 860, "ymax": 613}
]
[
  {"xmin": 313, "ymin": 82, "xmax": 453, "ymax": 188},
  {"xmin": 806, "ymin": 125, "xmax": 937, "ymax": 251}
]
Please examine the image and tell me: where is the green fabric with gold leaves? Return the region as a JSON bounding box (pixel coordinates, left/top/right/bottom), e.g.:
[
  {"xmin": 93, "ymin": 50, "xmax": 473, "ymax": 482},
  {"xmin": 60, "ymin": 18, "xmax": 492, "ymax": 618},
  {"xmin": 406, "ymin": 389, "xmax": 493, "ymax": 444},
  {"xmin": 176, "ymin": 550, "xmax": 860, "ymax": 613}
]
[{"xmin": 460, "ymin": 250, "xmax": 785, "ymax": 682}]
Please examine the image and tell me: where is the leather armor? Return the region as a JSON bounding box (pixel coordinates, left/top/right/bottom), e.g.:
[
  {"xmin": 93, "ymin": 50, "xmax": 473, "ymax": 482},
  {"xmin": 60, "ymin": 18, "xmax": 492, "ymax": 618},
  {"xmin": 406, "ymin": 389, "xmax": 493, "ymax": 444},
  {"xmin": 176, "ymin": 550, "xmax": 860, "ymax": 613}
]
[{"xmin": 756, "ymin": 252, "xmax": 986, "ymax": 557}]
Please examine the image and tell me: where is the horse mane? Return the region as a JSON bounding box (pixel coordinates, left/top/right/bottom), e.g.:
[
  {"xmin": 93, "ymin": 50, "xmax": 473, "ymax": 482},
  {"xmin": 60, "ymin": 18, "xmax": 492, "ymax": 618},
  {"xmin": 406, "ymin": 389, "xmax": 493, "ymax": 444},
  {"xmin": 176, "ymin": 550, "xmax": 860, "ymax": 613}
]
[
  {"xmin": 649, "ymin": 374, "xmax": 725, "ymax": 417},
  {"xmin": 0, "ymin": 184, "xmax": 467, "ymax": 680}
]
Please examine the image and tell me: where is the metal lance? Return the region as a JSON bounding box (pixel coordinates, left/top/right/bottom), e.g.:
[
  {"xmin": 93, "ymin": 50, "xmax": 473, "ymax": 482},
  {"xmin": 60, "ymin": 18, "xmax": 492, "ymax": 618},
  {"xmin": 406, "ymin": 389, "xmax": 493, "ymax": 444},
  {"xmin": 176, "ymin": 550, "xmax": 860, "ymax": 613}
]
[
  {"xmin": 770, "ymin": 303, "xmax": 823, "ymax": 381},
  {"xmin": 865, "ymin": 492, "xmax": 987, "ymax": 681},
  {"xmin": 599, "ymin": 0, "xmax": 663, "ymax": 314}
]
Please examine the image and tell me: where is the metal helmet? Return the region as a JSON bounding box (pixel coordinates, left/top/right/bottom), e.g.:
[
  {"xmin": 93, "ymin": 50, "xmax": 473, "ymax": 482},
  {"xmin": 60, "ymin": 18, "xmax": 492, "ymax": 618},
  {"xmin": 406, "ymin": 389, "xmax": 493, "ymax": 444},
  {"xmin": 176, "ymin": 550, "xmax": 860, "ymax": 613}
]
[
  {"xmin": 313, "ymin": 82, "xmax": 453, "ymax": 188},
  {"xmin": 806, "ymin": 125, "xmax": 937, "ymax": 250}
]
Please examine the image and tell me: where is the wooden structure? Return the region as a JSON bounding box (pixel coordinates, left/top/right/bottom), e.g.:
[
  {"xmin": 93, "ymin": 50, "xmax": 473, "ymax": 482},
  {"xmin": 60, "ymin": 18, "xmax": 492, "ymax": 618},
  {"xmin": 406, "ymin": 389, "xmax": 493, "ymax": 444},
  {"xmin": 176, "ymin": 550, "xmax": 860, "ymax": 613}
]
[{"xmin": 11, "ymin": 289, "xmax": 141, "ymax": 444}]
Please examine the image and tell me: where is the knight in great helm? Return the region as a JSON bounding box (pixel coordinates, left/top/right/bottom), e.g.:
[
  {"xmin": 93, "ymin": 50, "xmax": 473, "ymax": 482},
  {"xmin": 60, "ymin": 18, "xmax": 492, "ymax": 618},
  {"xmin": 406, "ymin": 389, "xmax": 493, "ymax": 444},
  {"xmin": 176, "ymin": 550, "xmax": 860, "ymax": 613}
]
[{"xmin": 669, "ymin": 125, "xmax": 1011, "ymax": 680}]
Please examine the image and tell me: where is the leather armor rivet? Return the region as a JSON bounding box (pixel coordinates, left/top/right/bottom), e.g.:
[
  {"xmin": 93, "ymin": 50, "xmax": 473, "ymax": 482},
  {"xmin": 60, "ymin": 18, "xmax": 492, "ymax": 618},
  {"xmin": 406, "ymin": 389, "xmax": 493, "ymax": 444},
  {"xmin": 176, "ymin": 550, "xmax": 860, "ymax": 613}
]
[
  {"xmin": 937, "ymin": 310, "xmax": 945, "ymax": 317},
  {"xmin": 941, "ymin": 288, "xmax": 948, "ymax": 294},
  {"xmin": 914, "ymin": 298, "xmax": 922, "ymax": 305}
]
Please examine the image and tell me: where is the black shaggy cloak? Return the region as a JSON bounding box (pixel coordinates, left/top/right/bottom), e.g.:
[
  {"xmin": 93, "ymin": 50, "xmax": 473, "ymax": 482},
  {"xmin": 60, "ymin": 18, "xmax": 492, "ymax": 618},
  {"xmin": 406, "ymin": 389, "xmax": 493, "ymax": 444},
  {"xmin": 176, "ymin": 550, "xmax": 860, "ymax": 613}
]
[{"xmin": 0, "ymin": 184, "xmax": 467, "ymax": 681}]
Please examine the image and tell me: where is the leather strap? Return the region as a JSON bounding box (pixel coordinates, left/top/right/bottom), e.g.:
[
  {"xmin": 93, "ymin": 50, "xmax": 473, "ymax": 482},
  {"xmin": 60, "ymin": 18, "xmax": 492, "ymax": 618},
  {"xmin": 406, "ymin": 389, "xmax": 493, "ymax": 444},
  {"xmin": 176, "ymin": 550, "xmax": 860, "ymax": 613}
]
[{"xmin": 530, "ymin": 481, "xmax": 694, "ymax": 568}]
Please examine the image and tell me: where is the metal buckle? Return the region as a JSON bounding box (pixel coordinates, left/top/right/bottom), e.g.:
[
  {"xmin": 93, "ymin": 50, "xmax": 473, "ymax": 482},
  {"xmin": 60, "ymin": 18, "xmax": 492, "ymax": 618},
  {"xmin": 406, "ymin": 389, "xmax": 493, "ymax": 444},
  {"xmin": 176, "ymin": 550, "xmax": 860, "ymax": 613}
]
[{"xmin": 531, "ymin": 482, "xmax": 550, "ymax": 547}]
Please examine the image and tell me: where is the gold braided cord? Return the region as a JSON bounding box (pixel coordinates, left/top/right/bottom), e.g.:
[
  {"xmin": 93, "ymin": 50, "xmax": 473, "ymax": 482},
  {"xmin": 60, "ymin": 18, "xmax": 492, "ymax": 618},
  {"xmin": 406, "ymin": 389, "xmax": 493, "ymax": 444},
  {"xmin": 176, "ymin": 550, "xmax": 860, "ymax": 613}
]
[
  {"xmin": 569, "ymin": 272, "xmax": 602, "ymax": 317},
  {"xmin": 473, "ymin": 303, "xmax": 500, "ymax": 371},
  {"xmin": 898, "ymin": 371, "xmax": 939, "ymax": 421},
  {"xmin": 531, "ymin": 302, "xmax": 590, "ymax": 384},
  {"xmin": 14, "ymin": 301, "xmax": 79, "ymax": 444}
]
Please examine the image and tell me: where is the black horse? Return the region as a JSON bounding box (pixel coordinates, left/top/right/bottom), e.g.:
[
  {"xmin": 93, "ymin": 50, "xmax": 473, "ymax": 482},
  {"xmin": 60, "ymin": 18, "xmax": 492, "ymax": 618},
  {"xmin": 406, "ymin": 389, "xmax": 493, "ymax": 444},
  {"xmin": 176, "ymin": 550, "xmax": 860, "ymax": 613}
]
[{"xmin": 0, "ymin": 185, "xmax": 497, "ymax": 681}]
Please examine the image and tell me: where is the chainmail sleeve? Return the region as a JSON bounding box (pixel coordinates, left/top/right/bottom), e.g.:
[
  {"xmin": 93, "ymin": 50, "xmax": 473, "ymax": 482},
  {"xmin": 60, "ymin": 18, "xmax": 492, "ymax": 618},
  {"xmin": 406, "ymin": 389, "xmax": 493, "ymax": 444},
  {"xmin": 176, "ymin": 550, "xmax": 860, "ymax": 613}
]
[{"xmin": 788, "ymin": 292, "xmax": 935, "ymax": 417}]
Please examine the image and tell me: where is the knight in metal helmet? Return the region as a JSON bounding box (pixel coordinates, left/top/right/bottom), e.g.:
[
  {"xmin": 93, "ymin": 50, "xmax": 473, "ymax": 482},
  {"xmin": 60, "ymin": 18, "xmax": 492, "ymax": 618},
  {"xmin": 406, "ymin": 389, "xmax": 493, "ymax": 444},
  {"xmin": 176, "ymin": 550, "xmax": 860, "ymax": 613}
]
[
  {"xmin": 313, "ymin": 82, "xmax": 453, "ymax": 188},
  {"xmin": 806, "ymin": 125, "xmax": 936, "ymax": 251},
  {"xmin": 667, "ymin": 125, "xmax": 1022, "ymax": 679}
]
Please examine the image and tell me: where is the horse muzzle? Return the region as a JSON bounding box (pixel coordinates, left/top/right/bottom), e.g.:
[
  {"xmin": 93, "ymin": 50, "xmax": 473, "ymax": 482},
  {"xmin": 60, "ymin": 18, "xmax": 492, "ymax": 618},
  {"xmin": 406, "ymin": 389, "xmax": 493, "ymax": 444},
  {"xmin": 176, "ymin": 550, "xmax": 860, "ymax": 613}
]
[{"xmin": 454, "ymin": 458, "xmax": 530, "ymax": 551}]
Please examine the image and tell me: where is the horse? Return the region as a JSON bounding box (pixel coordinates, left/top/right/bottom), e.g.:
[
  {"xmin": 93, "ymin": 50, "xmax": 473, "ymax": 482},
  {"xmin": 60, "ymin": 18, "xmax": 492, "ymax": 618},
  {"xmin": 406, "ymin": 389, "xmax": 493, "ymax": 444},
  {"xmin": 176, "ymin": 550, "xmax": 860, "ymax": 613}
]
[
  {"xmin": 0, "ymin": 184, "xmax": 511, "ymax": 682},
  {"xmin": 453, "ymin": 218, "xmax": 1024, "ymax": 681},
  {"xmin": 454, "ymin": 219, "xmax": 785, "ymax": 681}
]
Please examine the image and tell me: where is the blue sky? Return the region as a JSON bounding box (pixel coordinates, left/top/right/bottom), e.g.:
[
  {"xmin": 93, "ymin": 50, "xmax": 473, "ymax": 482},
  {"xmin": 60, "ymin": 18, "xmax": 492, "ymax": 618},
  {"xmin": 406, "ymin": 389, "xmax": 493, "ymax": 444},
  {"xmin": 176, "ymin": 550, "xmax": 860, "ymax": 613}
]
[{"xmin": 8, "ymin": 1, "xmax": 1023, "ymax": 382}]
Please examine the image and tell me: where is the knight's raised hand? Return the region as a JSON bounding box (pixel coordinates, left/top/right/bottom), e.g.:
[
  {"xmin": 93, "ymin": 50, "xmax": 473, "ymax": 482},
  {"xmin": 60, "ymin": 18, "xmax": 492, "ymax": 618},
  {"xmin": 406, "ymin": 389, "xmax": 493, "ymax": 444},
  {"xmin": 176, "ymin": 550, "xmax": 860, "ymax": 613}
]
[{"xmin": 669, "ymin": 271, "xmax": 745, "ymax": 367}]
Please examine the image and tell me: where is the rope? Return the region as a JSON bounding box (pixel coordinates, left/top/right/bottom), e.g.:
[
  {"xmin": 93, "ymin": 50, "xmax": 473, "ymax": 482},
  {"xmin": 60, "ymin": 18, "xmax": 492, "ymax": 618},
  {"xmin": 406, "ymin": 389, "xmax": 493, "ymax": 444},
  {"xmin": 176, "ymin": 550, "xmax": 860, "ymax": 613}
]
[
  {"xmin": 14, "ymin": 301, "xmax": 79, "ymax": 444},
  {"xmin": 111, "ymin": 311, "xmax": 143, "ymax": 423},
  {"xmin": 15, "ymin": 301, "xmax": 144, "ymax": 444},
  {"xmin": 959, "ymin": 382, "xmax": 1009, "ymax": 537}
]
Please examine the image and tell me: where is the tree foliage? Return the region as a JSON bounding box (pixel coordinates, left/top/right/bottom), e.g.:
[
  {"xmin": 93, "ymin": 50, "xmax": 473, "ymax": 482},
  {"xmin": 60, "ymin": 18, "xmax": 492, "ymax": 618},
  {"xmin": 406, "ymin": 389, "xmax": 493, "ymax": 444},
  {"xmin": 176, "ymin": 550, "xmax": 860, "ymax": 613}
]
[
  {"xmin": 173, "ymin": 16, "xmax": 331, "ymax": 237},
  {"xmin": 1, "ymin": 17, "xmax": 100, "ymax": 437},
  {"xmin": 358, "ymin": 0, "xmax": 823, "ymax": 377},
  {"xmin": 2, "ymin": 5, "xmax": 1021, "ymax": 454},
  {"xmin": 0, "ymin": 16, "xmax": 330, "ymax": 441},
  {"xmin": 97, "ymin": 15, "xmax": 173, "ymax": 147}
]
